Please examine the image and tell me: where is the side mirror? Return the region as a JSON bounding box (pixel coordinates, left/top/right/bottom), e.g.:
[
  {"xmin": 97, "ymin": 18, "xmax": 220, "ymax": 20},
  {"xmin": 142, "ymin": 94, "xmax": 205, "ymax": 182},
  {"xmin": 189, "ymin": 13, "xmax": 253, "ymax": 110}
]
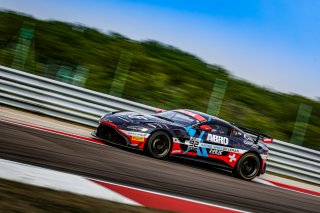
[
  {"xmin": 155, "ymin": 109, "xmax": 164, "ymax": 113},
  {"xmin": 199, "ymin": 125, "xmax": 213, "ymax": 131},
  {"xmin": 262, "ymin": 138, "xmax": 273, "ymax": 143}
]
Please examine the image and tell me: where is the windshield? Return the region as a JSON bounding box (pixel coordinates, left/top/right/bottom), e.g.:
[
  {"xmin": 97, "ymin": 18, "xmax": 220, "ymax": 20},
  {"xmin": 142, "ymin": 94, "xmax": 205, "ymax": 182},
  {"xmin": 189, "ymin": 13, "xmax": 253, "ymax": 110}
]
[{"xmin": 155, "ymin": 111, "xmax": 198, "ymax": 126}]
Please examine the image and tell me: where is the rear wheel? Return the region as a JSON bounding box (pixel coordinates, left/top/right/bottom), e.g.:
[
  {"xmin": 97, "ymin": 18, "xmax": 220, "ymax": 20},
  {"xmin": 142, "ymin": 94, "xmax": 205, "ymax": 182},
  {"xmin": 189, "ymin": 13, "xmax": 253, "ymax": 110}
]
[
  {"xmin": 146, "ymin": 131, "xmax": 172, "ymax": 159},
  {"xmin": 233, "ymin": 153, "xmax": 260, "ymax": 180}
]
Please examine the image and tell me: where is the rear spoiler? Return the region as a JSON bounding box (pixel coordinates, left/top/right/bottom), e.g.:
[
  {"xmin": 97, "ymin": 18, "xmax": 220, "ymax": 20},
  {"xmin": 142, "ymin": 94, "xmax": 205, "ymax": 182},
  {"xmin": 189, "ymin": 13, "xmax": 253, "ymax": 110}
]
[{"xmin": 237, "ymin": 126, "xmax": 273, "ymax": 144}]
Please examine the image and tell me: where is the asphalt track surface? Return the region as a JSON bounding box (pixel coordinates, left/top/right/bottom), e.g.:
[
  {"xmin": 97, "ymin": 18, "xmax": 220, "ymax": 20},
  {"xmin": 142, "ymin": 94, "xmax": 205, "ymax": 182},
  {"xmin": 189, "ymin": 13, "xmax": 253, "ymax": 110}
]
[{"xmin": 0, "ymin": 120, "xmax": 319, "ymax": 213}]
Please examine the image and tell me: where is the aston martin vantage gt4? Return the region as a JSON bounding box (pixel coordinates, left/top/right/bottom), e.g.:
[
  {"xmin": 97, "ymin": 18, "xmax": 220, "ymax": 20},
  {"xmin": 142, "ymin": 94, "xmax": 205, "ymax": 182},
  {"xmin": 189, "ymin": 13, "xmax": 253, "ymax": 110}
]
[{"xmin": 92, "ymin": 109, "xmax": 272, "ymax": 180}]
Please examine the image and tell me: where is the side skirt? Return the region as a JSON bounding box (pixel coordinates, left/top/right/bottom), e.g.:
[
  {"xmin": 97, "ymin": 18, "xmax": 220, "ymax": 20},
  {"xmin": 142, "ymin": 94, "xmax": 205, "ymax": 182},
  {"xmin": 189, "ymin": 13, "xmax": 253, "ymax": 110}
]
[{"xmin": 171, "ymin": 155, "xmax": 233, "ymax": 173}]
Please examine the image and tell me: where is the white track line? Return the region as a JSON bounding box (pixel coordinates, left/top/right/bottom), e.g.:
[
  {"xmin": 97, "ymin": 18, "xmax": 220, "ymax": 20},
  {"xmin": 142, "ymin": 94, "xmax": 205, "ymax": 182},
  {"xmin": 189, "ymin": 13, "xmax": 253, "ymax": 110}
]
[{"xmin": 0, "ymin": 158, "xmax": 140, "ymax": 206}]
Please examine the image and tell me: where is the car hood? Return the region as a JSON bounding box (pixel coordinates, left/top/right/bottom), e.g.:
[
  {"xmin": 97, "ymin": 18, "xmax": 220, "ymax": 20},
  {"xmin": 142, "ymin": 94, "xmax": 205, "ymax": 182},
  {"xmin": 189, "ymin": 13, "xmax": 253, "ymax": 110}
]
[{"xmin": 102, "ymin": 111, "xmax": 173, "ymax": 126}]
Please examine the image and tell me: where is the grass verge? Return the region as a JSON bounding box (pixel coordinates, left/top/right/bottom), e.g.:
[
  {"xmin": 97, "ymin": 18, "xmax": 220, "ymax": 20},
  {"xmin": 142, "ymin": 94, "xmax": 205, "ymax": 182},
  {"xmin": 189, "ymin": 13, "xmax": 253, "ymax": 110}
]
[{"xmin": 0, "ymin": 178, "xmax": 172, "ymax": 213}]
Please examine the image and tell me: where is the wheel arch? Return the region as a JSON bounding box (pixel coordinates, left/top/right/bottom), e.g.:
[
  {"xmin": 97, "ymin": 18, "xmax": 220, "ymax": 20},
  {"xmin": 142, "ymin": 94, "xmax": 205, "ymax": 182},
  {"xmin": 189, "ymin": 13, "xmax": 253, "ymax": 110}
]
[
  {"xmin": 144, "ymin": 129, "xmax": 173, "ymax": 151},
  {"xmin": 148, "ymin": 129, "xmax": 174, "ymax": 140},
  {"xmin": 239, "ymin": 150, "xmax": 263, "ymax": 175}
]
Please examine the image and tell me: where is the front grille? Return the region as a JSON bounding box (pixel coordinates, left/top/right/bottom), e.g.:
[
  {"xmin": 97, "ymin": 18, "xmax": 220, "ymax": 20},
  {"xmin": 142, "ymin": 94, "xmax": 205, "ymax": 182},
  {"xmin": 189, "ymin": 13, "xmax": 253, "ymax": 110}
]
[{"xmin": 96, "ymin": 124, "xmax": 128, "ymax": 145}]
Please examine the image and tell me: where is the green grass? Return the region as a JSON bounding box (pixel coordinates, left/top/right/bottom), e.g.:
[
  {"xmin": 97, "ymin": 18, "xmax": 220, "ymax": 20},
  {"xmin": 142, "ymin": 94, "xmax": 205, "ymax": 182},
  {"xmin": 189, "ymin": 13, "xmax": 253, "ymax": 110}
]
[{"xmin": 0, "ymin": 178, "xmax": 172, "ymax": 213}]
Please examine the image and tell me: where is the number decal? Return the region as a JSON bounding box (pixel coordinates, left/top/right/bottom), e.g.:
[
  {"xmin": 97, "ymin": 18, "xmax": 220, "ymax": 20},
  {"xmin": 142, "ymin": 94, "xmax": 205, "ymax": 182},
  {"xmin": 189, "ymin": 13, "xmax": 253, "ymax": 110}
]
[{"xmin": 188, "ymin": 137, "xmax": 200, "ymax": 150}]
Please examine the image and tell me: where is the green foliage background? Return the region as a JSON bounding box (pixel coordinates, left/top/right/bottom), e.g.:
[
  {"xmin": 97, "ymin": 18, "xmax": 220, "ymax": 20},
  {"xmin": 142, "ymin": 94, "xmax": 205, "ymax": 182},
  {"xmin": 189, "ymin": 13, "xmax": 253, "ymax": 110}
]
[{"xmin": 0, "ymin": 11, "xmax": 319, "ymax": 150}]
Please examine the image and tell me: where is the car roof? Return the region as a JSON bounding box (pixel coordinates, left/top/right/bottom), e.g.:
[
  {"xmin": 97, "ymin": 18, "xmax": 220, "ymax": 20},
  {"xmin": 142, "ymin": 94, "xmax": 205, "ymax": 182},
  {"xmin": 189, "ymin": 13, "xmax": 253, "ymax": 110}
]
[{"xmin": 174, "ymin": 109, "xmax": 231, "ymax": 125}]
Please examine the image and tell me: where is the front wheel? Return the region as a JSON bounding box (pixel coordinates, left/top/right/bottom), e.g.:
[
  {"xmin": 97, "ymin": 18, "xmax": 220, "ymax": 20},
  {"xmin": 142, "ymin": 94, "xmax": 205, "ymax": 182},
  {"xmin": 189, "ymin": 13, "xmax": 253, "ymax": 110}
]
[
  {"xmin": 233, "ymin": 153, "xmax": 261, "ymax": 180},
  {"xmin": 146, "ymin": 131, "xmax": 172, "ymax": 159}
]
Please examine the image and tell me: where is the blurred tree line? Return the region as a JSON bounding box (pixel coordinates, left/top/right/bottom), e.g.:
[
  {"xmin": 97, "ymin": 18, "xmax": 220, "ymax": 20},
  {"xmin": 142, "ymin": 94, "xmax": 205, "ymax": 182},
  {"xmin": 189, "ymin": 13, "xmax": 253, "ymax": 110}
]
[{"xmin": 0, "ymin": 11, "xmax": 319, "ymax": 150}]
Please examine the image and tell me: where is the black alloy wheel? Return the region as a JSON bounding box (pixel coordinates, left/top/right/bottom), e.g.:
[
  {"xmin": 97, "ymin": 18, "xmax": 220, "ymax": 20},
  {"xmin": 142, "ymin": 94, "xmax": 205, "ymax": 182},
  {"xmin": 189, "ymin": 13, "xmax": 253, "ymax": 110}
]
[
  {"xmin": 234, "ymin": 153, "xmax": 261, "ymax": 180},
  {"xmin": 146, "ymin": 131, "xmax": 172, "ymax": 159}
]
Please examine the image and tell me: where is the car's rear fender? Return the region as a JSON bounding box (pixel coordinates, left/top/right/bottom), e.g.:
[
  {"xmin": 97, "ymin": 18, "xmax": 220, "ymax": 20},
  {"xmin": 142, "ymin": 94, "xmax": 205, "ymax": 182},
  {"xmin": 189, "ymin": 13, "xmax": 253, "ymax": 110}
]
[{"xmin": 239, "ymin": 150, "xmax": 263, "ymax": 175}]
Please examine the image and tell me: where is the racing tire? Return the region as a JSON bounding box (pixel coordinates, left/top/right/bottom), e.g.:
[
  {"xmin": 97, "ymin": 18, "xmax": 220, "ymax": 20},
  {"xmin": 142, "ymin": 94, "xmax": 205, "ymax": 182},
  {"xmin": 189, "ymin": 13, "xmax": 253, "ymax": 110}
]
[
  {"xmin": 233, "ymin": 153, "xmax": 260, "ymax": 180},
  {"xmin": 146, "ymin": 131, "xmax": 172, "ymax": 159}
]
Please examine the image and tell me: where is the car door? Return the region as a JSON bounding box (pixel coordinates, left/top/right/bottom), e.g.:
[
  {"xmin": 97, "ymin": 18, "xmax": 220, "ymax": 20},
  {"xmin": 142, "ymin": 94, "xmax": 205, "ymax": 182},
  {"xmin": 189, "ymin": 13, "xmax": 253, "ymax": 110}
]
[
  {"xmin": 203, "ymin": 120, "xmax": 231, "ymax": 146},
  {"xmin": 205, "ymin": 121, "xmax": 240, "ymax": 155},
  {"xmin": 182, "ymin": 120, "xmax": 232, "ymax": 157}
]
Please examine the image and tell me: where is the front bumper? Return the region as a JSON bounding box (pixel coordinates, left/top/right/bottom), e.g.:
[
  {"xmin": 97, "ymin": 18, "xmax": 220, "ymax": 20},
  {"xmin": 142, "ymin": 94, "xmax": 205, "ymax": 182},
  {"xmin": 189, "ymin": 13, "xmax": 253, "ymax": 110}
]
[
  {"xmin": 94, "ymin": 123, "xmax": 131, "ymax": 146},
  {"xmin": 93, "ymin": 122, "xmax": 149, "ymax": 149}
]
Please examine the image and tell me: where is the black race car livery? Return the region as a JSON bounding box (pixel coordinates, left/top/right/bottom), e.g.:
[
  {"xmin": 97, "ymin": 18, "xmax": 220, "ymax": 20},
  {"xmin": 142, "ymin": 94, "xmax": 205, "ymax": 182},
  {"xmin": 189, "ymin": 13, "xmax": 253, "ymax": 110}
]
[{"xmin": 92, "ymin": 109, "xmax": 272, "ymax": 180}]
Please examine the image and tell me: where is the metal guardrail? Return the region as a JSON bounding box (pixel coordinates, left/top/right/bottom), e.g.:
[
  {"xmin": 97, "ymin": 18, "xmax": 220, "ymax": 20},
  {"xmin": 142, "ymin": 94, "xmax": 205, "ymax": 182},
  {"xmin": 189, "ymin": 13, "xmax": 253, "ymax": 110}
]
[
  {"xmin": 0, "ymin": 65, "xmax": 156, "ymax": 126},
  {"xmin": 0, "ymin": 65, "xmax": 319, "ymax": 184},
  {"xmin": 267, "ymin": 140, "xmax": 320, "ymax": 184}
]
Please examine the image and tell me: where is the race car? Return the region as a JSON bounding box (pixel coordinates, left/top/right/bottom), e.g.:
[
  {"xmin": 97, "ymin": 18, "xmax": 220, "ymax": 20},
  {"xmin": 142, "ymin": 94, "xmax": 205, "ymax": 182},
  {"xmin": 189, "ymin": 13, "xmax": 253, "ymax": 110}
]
[{"xmin": 92, "ymin": 109, "xmax": 272, "ymax": 180}]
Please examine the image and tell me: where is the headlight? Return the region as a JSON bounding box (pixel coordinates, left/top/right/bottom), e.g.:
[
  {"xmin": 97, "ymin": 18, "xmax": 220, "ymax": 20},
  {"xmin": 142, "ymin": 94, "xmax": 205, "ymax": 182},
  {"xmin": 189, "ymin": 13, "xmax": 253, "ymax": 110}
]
[{"xmin": 127, "ymin": 126, "xmax": 149, "ymax": 132}]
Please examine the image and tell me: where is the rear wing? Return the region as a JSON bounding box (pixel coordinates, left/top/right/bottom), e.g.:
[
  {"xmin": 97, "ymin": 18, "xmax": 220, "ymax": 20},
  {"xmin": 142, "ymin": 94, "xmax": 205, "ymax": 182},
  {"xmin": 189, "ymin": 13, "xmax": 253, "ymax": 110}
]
[{"xmin": 237, "ymin": 126, "xmax": 273, "ymax": 144}]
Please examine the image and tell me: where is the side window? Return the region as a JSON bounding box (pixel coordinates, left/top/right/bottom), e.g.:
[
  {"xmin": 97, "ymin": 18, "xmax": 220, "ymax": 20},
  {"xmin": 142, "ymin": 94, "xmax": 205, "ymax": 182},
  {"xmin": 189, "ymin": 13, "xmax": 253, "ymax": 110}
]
[
  {"xmin": 172, "ymin": 113, "xmax": 198, "ymax": 125},
  {"xmin": 231, "ymin": 128, "xmax": 244, "ymax": 138},
  {"xmin": 207, "ymin": 121, "xmax": 231, "ymax": 136}
]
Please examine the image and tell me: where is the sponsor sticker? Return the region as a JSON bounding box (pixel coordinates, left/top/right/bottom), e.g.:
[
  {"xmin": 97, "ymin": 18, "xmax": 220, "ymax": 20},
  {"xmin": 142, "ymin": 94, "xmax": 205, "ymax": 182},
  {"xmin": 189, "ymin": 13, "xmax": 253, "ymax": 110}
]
[
  {"xmin": 132, "ymin": 136, "xmax": 145, "ymax": 142},
  {"xmin": 209, "ymin": 149, "xmax": 223, "ymax": 155},
  {"xmin": 244, "ymin": 141, "xmax": 254, "ymax": 145},
  {"xmin": 184, "ymin": 139, "xmax": 247, "ymax": 154},
  {"xmin": 229, "ymin": 154, "xmax": 237, "ymax": 162},
  {"xmin": 122, "ymin": 130, "xmax": 148, "ymax": 137},
  {"xmin": 206, "ymin": 134, "xmax": 229, "ymax": 145}
]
